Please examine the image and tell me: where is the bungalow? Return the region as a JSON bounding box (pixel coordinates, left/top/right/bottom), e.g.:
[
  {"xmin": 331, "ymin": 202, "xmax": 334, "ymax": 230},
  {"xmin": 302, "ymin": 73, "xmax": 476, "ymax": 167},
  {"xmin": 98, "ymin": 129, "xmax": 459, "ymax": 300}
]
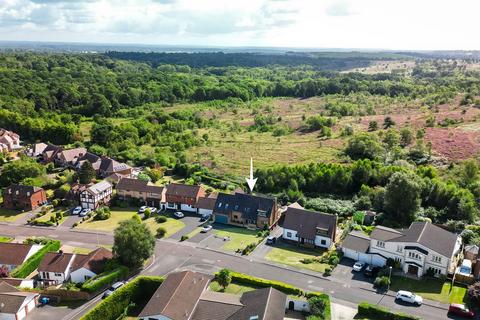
[
  {"xmin": 164, "ymin": 183, "xmax": 206, "ymax": 212},
  {"xmin": 342, "ymin": 222, "xmax": 462, "ymax": 277},
  {"xmin": 0, "ymin": 129, "xmax": 20, "ymax": 153},
  {"xmin": 2, "ymin": 185, "xmax": 47, "ymax": 211},
  {"xmin": 212, "ymin": 192, "xmax": 281, "ymax": 229},
  {"xmin": 37, "ymin": 251, "xmax": 76, "ymax": 285},
  {"xmin": 0, "ymin": 243, "xmax": 43, "ymax": 273},
  {"xmin": 138, "ymin": 270, "xmax": 287, "ymax": 320},
  {"xmin": 70, "ymin": 247, "xmax": 113, "ymax": 283},
  {"xmin": 0, "ymin": 282, "xmax": 39, "ymax": 320},
  {"xmin": 116, "ymin": 178, "xmax": 165, "ymax": 208},
  {"xmin": 79, "ymin": 180, "xmax": 112, "ymax": 209},
  {"xmin": 282, "ymin": 207, "xmax": 337, "ymax": 249}
]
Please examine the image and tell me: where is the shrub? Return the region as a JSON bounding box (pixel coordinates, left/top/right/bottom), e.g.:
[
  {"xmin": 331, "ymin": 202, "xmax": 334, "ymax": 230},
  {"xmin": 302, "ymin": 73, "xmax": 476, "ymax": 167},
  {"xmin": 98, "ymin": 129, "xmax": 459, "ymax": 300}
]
[
  {"xmin": 156, "ymin": 227, "xmax": 167, "ymax": 238},
  {"xmin": 323, "ymin": 268, "xmax": 332, "ymax": 276},
  {"xmin": 305, "ymin": 292, "xmax": 331, "ymax": 320},
  {"xmin": 81, "ymin": 276, "xmax": 164, "ymax": 320},
  {"xmin": 357, "ymin": 302, "xmax": 419, "ymax": 320},
  {"xmin": 225, "ymin": 271, "xmax": 303, "ymax": 296},
  {"xmin": 94, "ymin": 207, "xmax": 111, "ymax": 221},
  {"xmin": 155, "ymin": 215, "xmax": 167, "ymax": 223},
  {"xmin": 180, "ymin": 235, "xmax": 189, "ymax": 242},
  {"xmin": 143, "ymin": 209, "xmax": 151, "ymax": 220},
  {"xmin": 373, "ymin": 276, "xmax": 390, "ymax": 289},
  {"xmin": 81, "ymin": 266, "xmax": 129, "ymax": 293},
  {"xmin": 241, "ymin": 243, "xmax": 257, "ymax": 255},
  {"xmin": 11, "ymin": 240, "xmax": 61, "ymax": 278}
]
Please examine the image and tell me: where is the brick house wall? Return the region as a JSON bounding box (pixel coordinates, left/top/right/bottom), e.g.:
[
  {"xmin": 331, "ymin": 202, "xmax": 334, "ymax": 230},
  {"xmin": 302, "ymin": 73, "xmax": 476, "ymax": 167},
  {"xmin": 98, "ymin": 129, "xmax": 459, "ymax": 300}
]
[{"xmin": 3, "ymin": 189, "xmax": 47, "ymax": 211}]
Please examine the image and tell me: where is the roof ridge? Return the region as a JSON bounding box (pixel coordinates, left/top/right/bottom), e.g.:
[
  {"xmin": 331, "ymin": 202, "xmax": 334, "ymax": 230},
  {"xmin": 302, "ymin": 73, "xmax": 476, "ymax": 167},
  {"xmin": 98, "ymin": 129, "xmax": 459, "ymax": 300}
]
[
  {"xmin": 416, "ymin": 221, "xmax": 428, "ymax": 242},
  {"xmin": 160, "ymin": 271, "xmax": 190, "ymax": 316},
  {"xmin": 261, "ymin": 287, "xmax": 273, "ymax": 319}
]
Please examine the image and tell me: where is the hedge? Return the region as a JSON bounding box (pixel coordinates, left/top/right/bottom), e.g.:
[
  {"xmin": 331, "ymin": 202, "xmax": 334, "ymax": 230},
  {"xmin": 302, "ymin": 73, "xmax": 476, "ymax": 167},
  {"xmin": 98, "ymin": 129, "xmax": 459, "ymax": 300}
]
[
  {"xmin": 306, "ymin": 292, "xmax": 331, "ymax": 320},
  {"xmin": 357, "ymin": 302, "xmax": 420, "ymax": 320},
  {"xmin": 11, "ymin": 240, "xmax": 61, "ymax": 278},
  {"xmin": 80, "ymin": 276, "xmax": 163, "ymax": 320},
  {"xmin": 224, "ymin": 271, "xmax": 303, "ymax": 296},
  {"xmin": 81, "ymin": 266, "xmax": 129, "ymax": 293}
]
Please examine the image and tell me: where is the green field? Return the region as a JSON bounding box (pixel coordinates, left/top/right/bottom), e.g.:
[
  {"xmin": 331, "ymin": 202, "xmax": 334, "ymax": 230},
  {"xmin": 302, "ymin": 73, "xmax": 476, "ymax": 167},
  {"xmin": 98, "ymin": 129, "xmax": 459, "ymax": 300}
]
[
  {"xmin": 214, "ymin": 225, "xmax": 260, "ymax": 252},
  {"xmin": 0, "ymin": 236, "xmax": 13, "ymax": 243},
  {"xmin": 265, "ymin": 242, "xmax": 330, "ymax": 273}
]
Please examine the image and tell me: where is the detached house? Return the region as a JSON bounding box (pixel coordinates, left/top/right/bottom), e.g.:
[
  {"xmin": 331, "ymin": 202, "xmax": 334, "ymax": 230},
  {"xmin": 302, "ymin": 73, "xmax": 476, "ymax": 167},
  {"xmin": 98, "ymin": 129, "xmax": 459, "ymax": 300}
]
[
  {"xmin": 70, "ymin": 247, "xmax": 113, "ymax": 283},
  {"xmin": 116, "ymin": 178, "xmax": 165, "ymax": 208},
  {"xmin": 0, "ymin": 129, "xmax": 20, "ymax": 153},
  {"xmin": 79, "ymin": 180, "xmax": 112, "ymax": 209},
  {"xmin": 55, "ymin": 147, "xmax": 87, "ymax": 167},
  {"xmin": 138, "ymin": 271, "xmax": 287, "ymax": 320},
  {"xmin": 0, "ymin": 282, "xmax": 39, "ymax": 320},
  {"xmin": 41, "ymin": 144, "xmax": 63, "ymax": 163},
  {"xmin": 213, "ymin": 192, "xmax": 280, "ymax": 229},
  {"xmin": 282, "ymin": 207, "xmax": 337, "ymax": 249},
  {"xmin": 2, "ymin": 185, "xmax": 47, "ymax": 211},
  {"xmin": 37, "ymin": 252, "xmax": 76, "ymax": 286},
  {"xmin": 0, "ymin": 243, "xmax": 43, "ymax": 273},
  {"xmin": 165, "ymin": 183, "xmax": 206, "ymax": 212},
  {"xmin": 342, "ymin": 222, "xmax": 462, "ymax": 277},
  {"xmin": 98, "ymin": 157, "xmax": 132, "ymax": 177}
]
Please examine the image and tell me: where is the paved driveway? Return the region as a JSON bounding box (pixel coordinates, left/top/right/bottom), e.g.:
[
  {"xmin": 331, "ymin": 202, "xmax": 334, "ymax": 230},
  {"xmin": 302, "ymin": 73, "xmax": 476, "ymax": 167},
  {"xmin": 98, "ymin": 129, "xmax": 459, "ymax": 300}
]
[
  {"xmin": 61, "ymin": 215, "xmax": 83, "ymax": 228},
  {"xmin": 168, "ymin": 213, "xmax": 204, "ymax": 240},
  {"xmin": 29, "ymin": 304, "xmax": 79, "ymax": 320}
]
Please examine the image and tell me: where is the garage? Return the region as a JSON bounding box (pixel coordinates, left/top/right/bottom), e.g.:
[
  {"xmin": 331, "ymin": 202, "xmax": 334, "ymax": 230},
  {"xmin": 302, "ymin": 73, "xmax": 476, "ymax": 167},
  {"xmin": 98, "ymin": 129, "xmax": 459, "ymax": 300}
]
[
  {"xmin": 214, "ymin": 214, "xmax": 228, "ymax": 224},
  {"xmin": 341, "ymin": 231, "xmax": 386, "ymax": 266}
]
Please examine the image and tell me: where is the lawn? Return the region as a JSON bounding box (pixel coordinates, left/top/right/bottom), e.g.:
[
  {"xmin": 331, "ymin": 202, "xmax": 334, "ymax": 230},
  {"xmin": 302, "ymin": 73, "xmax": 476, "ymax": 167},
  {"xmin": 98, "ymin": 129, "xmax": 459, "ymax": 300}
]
[
  {"xmin": 76, "ymin": 208, "xmax": 138, "ymax": 232},
  {"xmin": 265, "ymin": 242, "xmax": 330, "ymax": 273},
  {"xmin": 389, "ymin": 276, "xmax": 467, "ymax": 304},
  {"xmin": 0, "ymin": 236, "xmax": 13, "ymax": 243},
  {"xmin": 35, "ymin": 208, "xmax": 68, "ymax": 225},
  {"xmin": 210, "ymin": 280, "xmax": 259, "ymax": 295},
  {"xmin": 143, "ymin": 216, "xmax": 185, "ymax": 238},
  {"xmin": 213, "ymin": 225, "xmax": 260, "ymax": 252},
  {"xmin": 184, "ymin": 227, "xmax": 202, "ymax": 239},
  {"xmin": 0, "ymin": 208, "xmax": 29, "ymax": 222}
]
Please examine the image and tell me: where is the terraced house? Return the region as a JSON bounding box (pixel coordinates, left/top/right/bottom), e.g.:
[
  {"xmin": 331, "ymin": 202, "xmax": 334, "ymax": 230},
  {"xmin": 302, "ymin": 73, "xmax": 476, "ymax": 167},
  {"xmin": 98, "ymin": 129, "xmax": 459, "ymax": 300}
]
[
  {"xmin": 165, "ymin": 183, "xmax": 206, "ymax": 212},
  {"xmin": 213, "ymin": 192, "xmax": 280, "ymax": 229},
  {"xmin": 342, "ymin": 222, "xmax": 462, "ymax": 277}
]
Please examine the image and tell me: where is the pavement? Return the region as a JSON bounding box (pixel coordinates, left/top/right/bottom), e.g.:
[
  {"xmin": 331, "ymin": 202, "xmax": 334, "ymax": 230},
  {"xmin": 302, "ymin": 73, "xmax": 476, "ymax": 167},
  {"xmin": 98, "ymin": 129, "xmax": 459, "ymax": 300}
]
[{"xmin": 0, "ymin": 223, "xmax": 451, "ymax": 320}]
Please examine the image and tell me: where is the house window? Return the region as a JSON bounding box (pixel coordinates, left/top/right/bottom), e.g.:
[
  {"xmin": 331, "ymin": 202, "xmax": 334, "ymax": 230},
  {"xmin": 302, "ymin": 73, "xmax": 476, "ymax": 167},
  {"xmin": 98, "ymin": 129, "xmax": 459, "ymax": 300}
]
[
  {"xmin": 376, "ymin": 241, "xmax": 385, "ymax": 248},
  {"xmin": 287, "ymin": 232, "xmax": 292, "ymax": 238},
  {"xmin": 54, "ymin": 273, "xmax": 62, "ymax": 277},
  {"xmin": 396, "ymin": 245, "xmax": 403, "ymax": 253},
  {"xmin": 321, "ymin": 239, "xmax": 327, "ymax": 245},
  {"xmin": 431, "ymin": 255, "xmax": 441, "ymax": 263}
]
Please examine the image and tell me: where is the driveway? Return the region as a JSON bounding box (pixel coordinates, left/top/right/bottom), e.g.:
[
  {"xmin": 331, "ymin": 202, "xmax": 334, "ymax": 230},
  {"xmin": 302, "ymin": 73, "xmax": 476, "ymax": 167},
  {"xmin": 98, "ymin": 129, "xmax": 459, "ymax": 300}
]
[
  {"xmin": 61, "ymin": 215, "xmax": 83, "ymax": 229},
  {"xmin": 168, "ymin": 214, "xmax": 204, "ymax": 240},
  {"xmin": 29, "ymin": 304, "xmax": 80, "ymax": 320},
  {"xmin": 331, "ymin": 258, "xmax": 375, "ymax": 290}
]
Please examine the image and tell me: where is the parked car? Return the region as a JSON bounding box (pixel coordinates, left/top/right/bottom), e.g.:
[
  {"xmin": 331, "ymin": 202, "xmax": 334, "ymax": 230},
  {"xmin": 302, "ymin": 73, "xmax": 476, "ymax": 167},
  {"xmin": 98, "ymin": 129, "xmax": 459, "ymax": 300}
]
[
  {"xmin": 395, "ymin": 290, "xmax": 423, "ymax": 305},
  {"xmin": 353, "ymin": 261, "xmax": 365, "ymax": 272},
  {"xmin": 148, "ymin": 207, "xmax": 157, "ymax": 214},
  {"xmin": 364, "ymin": 265, "xmax": 380, "ymax": 278},
  {"xmin": 173, "ymin": 211, "xmax": 184, "ymax": 218},
  {"xmin": 200, "ymin": 213, "xmax": 211, "ymax": 222},
  {"xmin": 138, "ymin": 206, "xmax": 148, "ymax": 213},
  {"xmin": 102, "ymin": 282, "xmax": 124, "ymax": 299},
  {"xmin": 266, "ymin": 236, "xmax": 277, "ymax": 245},
  {"xmin": 448, "ymin": 304, "xmax": 475, "ymax": 318},
  {"xmin": 79, "ymin": 208, "xmax": 91, "ymax": 217},
  {"xmin": 71, "ymin": 206, "xmax": 82, "ymax": 215},
  {"xmin": 201, "ymin": 225, "xmax": 213, "ymax": 233}
]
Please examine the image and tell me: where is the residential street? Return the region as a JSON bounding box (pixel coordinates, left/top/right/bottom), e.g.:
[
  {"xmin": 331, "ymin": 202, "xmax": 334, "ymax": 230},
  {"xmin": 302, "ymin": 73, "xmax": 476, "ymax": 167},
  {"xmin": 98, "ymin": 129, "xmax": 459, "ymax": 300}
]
[{"xmin": 0, "ymin": 222, "xmax": 451, "ymax": 319}]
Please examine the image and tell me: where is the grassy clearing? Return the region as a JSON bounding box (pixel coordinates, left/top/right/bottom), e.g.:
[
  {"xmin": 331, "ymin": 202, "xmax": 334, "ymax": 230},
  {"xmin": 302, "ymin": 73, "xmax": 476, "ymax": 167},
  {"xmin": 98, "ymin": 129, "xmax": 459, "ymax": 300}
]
[
  {"xmin": 77, "ymin": 208, "xmax": 137, "ymax": 232},
  {"xmin": 143, "ymin": 216, "xmax": 185, "ymax": 238},
  {"xmin": 265, "ymin": 242, "xmax": 330, "ymax": 273},
  {"xmin": 210, "ymin": 280, "xmax": 259, "ymax": 295},
  {"xmin": 0, "ymin": 236, "xmax": 13, "ymax": 243},
  {"xmin": 389, "ymin": 276, "xmax": 467, "ymax": 304},
  {"xmin": 213, "ymin": 225, "xmax": 260, "ymax": 252},
  {"xmin": 0, "ymin": 208, "xmax": 28, "ymax": 222}
]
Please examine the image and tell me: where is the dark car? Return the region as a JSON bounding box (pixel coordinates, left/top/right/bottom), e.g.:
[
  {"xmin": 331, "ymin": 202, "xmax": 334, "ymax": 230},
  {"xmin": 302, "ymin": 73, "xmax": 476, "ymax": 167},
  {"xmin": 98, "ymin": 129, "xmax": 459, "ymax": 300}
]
[
  {"xmin": 448, "ymin": 304, "xmax": 475, "ymax": 318},
  {"xmin": 363, "ymin": 265, "xmax": 380, "ymax": 277},
  {"xmin": 266, "ymin": 236, "xmax": 276, "ymax": 245}
]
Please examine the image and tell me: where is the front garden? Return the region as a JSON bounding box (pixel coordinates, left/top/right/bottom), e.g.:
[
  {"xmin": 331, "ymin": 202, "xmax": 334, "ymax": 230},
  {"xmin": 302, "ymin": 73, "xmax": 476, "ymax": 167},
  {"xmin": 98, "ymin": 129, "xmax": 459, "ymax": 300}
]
[{"xmin": 213, "ymin": 224, "xmax": 265, "ymax": 253}]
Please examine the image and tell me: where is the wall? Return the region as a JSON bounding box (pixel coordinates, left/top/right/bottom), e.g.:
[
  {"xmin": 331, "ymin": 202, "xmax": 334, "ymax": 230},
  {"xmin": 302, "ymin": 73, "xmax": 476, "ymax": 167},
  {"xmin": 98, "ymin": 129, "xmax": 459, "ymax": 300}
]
[
  {"xmin": 198, "ymin": 208, "xmax": 212, "ymax": 216},
  {"xmin": 286, "ymin": 298, "xmax": 310, "ymax": 312},
  {"xmin": 180, "ymin": 204, "xmax": 196, "ymax": 212},
  {"xmin": 70, "ymin": 268, "xmax": 96, "ymax": 283}
]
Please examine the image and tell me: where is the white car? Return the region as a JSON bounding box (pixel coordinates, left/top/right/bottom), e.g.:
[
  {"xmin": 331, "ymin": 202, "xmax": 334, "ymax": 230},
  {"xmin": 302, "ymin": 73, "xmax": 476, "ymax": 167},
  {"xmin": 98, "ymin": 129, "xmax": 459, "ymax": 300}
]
[
  {"xmin": 102, "ymin": 282, "xmax": 124, "ymax": 299},
  {"xmin": 173, "ymin": 211, "xmax": 184, "ymax": 218},
  {"xmin": 353, "ymin": 261, "xmax": 365, "ymax": 272},
  {"xmin": 138, "ymin": 206, "xmax": 148, "ymax": 213},
  {"xmin": 71, "ymin": 206, "xmax": 82, "ymax": 215},
  {"xmin": 149, "ymin": 207, "xmax": 157, "ymax": 214},
  {"xmin": 395, "ymin": 290, "xmax": 423, "ymax": 305},
  {"xmin": 201, "ymin": 225, "xmax": 213, "ymax": 233},
  {"xmin": 79, "ymin": 208, "xmax": 91, "ymax": 217}
]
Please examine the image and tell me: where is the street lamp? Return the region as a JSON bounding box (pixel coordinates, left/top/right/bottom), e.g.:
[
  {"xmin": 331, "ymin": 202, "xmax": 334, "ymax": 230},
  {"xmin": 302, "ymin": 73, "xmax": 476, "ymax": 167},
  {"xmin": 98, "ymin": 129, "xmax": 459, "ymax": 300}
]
[{"xmin": 387, "ymin": 266, "xmax": 393, "ymax": 292}]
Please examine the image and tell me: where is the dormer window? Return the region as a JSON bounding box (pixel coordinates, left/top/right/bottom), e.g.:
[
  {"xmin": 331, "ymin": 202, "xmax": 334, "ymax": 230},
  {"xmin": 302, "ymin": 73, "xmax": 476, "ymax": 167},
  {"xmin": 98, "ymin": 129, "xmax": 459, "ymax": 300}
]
[{"xmin": 376, "ymin": 241, "xmax": 385, "ymax": 248}]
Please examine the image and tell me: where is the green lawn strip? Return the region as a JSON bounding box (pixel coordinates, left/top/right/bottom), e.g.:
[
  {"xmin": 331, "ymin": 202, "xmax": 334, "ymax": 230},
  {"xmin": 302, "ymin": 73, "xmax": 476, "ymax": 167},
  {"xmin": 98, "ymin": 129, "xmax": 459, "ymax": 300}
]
[
  {"xmin": 389, "ymin": 276, "xmax": 467, "ymax": 304},
  {"xmin": 213, "ymin": 225, "xmax": 260, "ymax": 252},
  {"xmin": 265, "ymin": 242, "xmax": 330, "ymax": 273},
  {"xmin": 144, "ymin": 216, "xmax": 185, "ymax": 238},
  {"xmin": 77, "ymin": 208, "xmax": 137, "ymax": 232},
  {"xmin": 0, "ymin": 236, "xmax": 13, "ymax": 243},
  {"xmin": 0, "ymin": 208, "xmax": 28, "ymax": 222},
  {"xmin": 35, "ymin": 208, "xmax": 68, "ymax": 225},
  {"xmin": 184, "ymin": 227, "xmax": 202, "ymax": 239}
]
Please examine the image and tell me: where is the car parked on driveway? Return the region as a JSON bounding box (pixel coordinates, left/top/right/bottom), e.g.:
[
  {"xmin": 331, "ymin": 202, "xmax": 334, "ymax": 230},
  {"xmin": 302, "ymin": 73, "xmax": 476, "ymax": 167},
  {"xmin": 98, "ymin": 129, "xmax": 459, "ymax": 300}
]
[
  {"xmin": 448, "ymin": 304, "xmax": 475, "ymax": 318},
  {"xmin": 200, "ymin": 213, "xmax": 211, "ymax": 222},
  {"xmin": 353, "ymin": 261, "xmax": 365, "ymax": 272},
  {"xmin": 173, "ymin": 211, "xmax": 184, "ymax": 218},
  {"xmin": 395, "ymin": 290, "xmax": 423, "ymax": 306},
  {"xmin": 138, "ymin": 206, "xmax": 148, "ymax": 213},
  {"xmin": 102, "ymin": 282, "xmax": 124, "ymax": 299},
  {"xmin": 71, "ymin": 206, "xmax": 82, "ymax": 215},
  {"xmin": 149, "ymin": 207, "xmax": 157, "ymax": 214},
  {"xmin": 266, "ymin": 236, "xmax": 277, "ymax": 245},
  {"xmin": 364, "ymin": 265, "xmax": 380, "ymax": 278},
  {"xmin": 201, "ymin": 225, "xmax": 213, "ymax": 233},
  {"xmin": 79, "ymin": 208, "xmax": 91, "ymax": 217}
]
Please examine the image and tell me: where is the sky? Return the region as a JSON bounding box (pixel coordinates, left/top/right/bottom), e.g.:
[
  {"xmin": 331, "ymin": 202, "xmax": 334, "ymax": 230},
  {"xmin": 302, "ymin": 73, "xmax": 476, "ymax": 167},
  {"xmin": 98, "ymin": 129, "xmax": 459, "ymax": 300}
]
[{"xmin": 1, "ymin": 0, "xmax": 480, "ymax": 50}]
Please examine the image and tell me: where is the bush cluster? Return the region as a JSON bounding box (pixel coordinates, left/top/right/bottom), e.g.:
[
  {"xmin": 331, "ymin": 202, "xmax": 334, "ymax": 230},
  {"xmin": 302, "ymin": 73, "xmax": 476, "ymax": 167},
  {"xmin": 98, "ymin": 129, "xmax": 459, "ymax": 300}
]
[
  {"xmin": 357, "ymin": 302, "xmax": 419, "ymax": 320},
  {"xmin": 81, "ymin": 266, "xmax": 129, "ymax": 293}
]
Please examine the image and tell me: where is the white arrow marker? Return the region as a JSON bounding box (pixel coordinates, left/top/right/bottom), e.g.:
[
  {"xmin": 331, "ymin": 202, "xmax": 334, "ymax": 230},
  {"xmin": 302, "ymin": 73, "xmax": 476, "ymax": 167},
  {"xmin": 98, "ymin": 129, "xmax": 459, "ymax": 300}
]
[{"xmin": 245, "ymin": 157, "xmax": 257, "ymax": 193}]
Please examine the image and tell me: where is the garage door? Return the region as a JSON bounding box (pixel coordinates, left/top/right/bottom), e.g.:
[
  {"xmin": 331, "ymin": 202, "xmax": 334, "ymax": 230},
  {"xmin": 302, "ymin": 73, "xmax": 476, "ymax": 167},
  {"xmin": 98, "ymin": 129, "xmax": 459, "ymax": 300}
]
[
  {"xmin": 214, "ymin": 214, "xmax": 228, "ymax": 224},
  {"xmin": 371, "ymin": 255, "xmax": 386, "ymax": 267}
]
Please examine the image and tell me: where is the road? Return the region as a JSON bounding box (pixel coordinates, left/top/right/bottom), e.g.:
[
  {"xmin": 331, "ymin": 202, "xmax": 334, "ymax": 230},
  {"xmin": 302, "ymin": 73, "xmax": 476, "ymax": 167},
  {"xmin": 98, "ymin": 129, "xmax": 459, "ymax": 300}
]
[{"xmin": 0, "ymin": 223, "xmax": 449, "ymax": 320}]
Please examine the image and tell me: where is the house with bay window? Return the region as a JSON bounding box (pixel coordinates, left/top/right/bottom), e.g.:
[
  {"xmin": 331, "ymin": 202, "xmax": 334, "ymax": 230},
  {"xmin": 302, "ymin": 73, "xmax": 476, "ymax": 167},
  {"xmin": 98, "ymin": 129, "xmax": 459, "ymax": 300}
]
[{"xmin": 342, "ymin": 222, "xmax": 462, "ymax": 277}]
